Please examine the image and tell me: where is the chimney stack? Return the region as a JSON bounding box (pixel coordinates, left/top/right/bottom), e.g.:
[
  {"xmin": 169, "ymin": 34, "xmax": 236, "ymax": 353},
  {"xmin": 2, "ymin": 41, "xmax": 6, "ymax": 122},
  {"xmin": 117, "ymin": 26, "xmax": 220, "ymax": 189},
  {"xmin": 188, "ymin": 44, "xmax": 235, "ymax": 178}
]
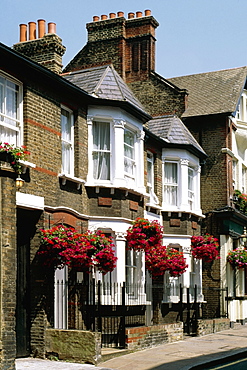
[
  {"xmin": 64, "ymin": 9, "xmax": 158, "ymax": 81},
  {"xmin": 13, "ymin": 20, "xmax": 66, "ymax": 74}
]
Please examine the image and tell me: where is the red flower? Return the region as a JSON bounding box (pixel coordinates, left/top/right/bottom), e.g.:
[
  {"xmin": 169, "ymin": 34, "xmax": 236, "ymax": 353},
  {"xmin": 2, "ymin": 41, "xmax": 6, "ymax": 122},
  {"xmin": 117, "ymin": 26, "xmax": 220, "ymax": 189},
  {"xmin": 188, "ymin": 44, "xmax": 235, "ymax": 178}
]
[{"xmin": 191, "ymin": 234, "xmax": 219, "ymax": 262}]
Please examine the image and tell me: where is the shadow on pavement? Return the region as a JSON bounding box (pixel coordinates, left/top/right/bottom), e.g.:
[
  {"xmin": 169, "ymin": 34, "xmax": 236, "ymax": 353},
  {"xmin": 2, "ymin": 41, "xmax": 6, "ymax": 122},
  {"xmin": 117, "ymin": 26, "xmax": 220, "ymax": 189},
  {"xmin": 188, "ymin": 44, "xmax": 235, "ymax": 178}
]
[{"xmin": 143, "ymin": 349, "xmax": 247, "ymax": 370}]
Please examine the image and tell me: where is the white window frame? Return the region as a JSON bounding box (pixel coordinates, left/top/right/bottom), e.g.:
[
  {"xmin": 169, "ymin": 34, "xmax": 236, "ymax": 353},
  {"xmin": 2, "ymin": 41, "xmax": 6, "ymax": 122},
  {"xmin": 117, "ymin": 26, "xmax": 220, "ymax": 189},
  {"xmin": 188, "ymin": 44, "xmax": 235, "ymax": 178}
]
[
  {"xmin": 242, "ymin": 166, "xmax": 246, "ymax": 193},
  {"xmin": 162, "ymin": 149, "xmax": 202, "ymax": 216},
  {"xmin": 61, "ymin": 106, "xmax": 74, "ymax": 176},
  {"xmin": 87, "ymin": 107, "xmax": 145, "ymax": 194},
  {"xmin": 0, "ymin": 72, "xmax": 23, "ymax": 147},
  {"xmin": 92, "ymin": 120, "xmax": 112, "ymax": 181},
  {"xmin": 124, "ymin": 127, "xmax": 136, "ymax": 181},
  {"xmin": 188, "ymin": 167, "xmax": 195, "ymax": 210},
  {"xmin": 147, "ymin": 151, "xmax": 154, "ymax": 193},
  {"xmin": 232, "ymin": 159, "xmax": 237, "ymax": 190},
  {"xmin": 163, "ymin": 161, "xmax": 179, "ymax": 206}
]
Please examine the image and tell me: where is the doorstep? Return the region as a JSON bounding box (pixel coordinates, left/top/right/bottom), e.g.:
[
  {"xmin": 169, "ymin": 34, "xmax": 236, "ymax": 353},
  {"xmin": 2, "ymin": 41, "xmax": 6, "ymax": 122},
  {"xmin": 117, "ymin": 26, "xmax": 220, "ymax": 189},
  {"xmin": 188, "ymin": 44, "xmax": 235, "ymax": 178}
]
[{"xmin": 100, "ymin": 347, "xmax": 130, "ymax": 362}]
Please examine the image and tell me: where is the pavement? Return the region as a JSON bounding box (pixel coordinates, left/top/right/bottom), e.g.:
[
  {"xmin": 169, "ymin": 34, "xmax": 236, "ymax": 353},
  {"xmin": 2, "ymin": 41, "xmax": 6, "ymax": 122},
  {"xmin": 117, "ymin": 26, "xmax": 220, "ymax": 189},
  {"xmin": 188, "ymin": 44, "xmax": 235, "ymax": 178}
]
[{"xmin": 16, "ymin": 323, "xmax": 247, "ymax": 370}]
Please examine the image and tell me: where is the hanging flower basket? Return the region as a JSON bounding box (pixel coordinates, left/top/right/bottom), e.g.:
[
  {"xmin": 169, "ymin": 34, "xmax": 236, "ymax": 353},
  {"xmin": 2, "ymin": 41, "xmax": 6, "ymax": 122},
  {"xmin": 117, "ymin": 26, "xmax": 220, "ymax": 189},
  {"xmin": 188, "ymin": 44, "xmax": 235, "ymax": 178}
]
[
  {"xmin": 191, "ymin": 234, "xmax": 219, "ymax": 263},
  {"xmin": 39, "ymin": 226, "xmax": 117, "ymax": 274},
  {"xmin": 126, "ymin": 217, "xmax": 163, "ymax": 251},
  {"xmin": 145, "ymin": 244, "xmax": 188, "ymax": 278},
  {"xmin": 39, "ymin": 225, "xmax": 83, "ymax": 269},
  {"xmin": 227, "ymin": 248, "xmax": 247, "ymax": 269},
  {"xmin": 0, "ymin": 142, "xmax": 30, "ymax": 173}
]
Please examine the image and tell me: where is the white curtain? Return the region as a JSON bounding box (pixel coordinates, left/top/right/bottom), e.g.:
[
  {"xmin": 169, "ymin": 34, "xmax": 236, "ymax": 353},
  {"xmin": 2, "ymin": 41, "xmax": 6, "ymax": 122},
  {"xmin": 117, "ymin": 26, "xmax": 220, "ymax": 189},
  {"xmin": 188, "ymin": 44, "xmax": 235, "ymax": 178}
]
[
  {"xmin": 124, "ymin": 130, "xmax": 134, "ymax": 176},
  {"xmin": 0, "ymin": 77, "xmax": 19, "ymax": 146},
  {"xmin": 61, "ymin": 109, "xmax": 72, "ymax": 174},
  {"xmin": 93, "ymin": 121, "xmax": 110, "ymax": 180},
  {"xmin": 164, "ymin": 162, "xmax": 178, "ymax": 205}
]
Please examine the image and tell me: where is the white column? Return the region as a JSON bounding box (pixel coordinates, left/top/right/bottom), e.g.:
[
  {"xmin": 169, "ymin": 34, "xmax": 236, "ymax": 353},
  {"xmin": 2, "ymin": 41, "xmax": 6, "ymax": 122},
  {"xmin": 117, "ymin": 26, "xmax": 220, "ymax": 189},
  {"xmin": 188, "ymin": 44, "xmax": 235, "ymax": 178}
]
[
  {"xmin": 194, "ymin": 165, "xmax": 201, "ymax": 213},
  {"xmin": 113, "ymin": 119, "xmax": 126, "ymax": 187},
  {"xmin": 115, "ymin": 231, "xmax": 127, "ymax": 284},
  {"xmin": 136, "ymin": 129, "xmax": 145, "ymax": 193},
  {"xmin": 180, "ymin": 159, "xmax": 189, "ymax": 210}
]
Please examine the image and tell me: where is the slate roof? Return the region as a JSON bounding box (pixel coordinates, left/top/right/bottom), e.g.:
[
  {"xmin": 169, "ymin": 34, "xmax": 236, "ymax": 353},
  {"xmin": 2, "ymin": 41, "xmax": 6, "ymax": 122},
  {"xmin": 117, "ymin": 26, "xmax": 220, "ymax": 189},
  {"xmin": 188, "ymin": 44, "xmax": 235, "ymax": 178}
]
[
  {"xmin": 62, "ymin": 64, "xmax": 145, "ymax": 113},
  {"xmin": 168, "ymin": 66, "xmax": 247, "ymax": 118},
  {"xmin": 147, "ymin": 115, "xmax": 206, "ymax": 158}
]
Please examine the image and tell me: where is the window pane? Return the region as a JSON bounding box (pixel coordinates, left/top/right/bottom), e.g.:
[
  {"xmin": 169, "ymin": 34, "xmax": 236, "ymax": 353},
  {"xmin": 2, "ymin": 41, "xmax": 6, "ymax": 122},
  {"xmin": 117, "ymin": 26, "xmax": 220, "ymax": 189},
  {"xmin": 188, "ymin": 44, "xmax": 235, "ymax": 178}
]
[
  {"xmin": 92, "ymin": 121, "xmax": 110, "ymax": 180},
  {"xmin": 6, "ymin": 84, "xmax": 18, "ymax": 120},
  {"xmin": 61, "ymin": 109, "xmax": 71, "ymax": 142},
  {"xmin": 61, "ymin": 108, "xmax": 73, "ymax": 175},
  {"xmin": 164, "ymin": 162, "xmax": 178, "ymax": 205},
  {"xmin": 93, "ymin": 121, "xmax": 110, "ymax": 150},
  {"xmin": 165, "ymin": 162, "xmax": 177, "ymax": 183},
  {"xmin": 0, "ymin": 75, "xmax": 20, "ymax": 146},
  {"xmin": 124, "ymin": 129, "xmax": 135, "ymax": 176}
]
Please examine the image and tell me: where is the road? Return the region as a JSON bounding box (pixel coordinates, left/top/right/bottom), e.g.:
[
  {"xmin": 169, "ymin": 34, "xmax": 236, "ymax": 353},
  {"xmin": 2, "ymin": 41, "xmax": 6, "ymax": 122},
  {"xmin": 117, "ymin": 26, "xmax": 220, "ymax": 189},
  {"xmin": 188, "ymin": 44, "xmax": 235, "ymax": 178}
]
[{"xmin": 203, "ymin": 357, "xmax": 247, "ymax": 369}]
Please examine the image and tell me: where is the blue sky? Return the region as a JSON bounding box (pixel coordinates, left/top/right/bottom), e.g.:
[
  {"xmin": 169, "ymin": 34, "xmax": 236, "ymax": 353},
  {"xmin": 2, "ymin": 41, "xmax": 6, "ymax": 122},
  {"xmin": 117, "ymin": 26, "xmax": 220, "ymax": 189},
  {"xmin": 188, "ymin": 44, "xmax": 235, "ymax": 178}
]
[{"xmin": 1, "ymin": 0, "xmax": 247, "ymax": 78}]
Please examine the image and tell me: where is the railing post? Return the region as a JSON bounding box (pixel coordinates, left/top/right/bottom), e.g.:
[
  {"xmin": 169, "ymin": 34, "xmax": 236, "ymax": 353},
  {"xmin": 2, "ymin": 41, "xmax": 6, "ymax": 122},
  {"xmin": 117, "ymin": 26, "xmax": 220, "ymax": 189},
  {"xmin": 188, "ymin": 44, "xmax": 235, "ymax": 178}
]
[
  {"xmin": 120, "ymin": 282, "xmax": 126, "ymax": 348},
  {"xmin": 194, "ymin": 284, "xmax": 198, "ymax": 333},
  {"xmin": 92, "ymin": 278, "xmax": 96, "ymax": 331},
  {"xmin": 179, "ymin": 283, "xmax": 183, "ymax": 322},
  {"xmin": 97, "ymin": 280, "xmax": 102, "ymax": 333},
  {"xmin": 187, "ymin": 287, "xmax": 190, "ymax": 335}
]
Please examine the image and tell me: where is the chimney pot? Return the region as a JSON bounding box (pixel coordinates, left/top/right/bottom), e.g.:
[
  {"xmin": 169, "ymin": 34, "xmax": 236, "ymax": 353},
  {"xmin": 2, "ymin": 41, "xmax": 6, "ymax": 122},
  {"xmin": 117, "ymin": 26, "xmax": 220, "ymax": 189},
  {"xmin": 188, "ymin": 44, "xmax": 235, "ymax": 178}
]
[
  {"xmin": 28, "ymin": 22, "xmax": 36, "ymax": 40},
  {"xmin": 93, "ymin": 16, "xmax": 100, "ymax": 22},
  {"xmin": 145, "ymin": 9, "xmax": 151, "ymax": 16},
  {"xmin": 38, "ymin": 19, "xmax": 46, "ymax": 38},
  {"xmin": 128, "ymin": 12, "xmax": 135, "ymax": 19},
  {"xmin": 48, "ymin": 22, "xmax": 56, "ymax": 34},
  {"xmin": 19, "ymin": 24, "xmax": 27, "ymax": 42},
  {"xmin": 136, "ymin": 11, "xmax": 142, "ymax": 18},
  {"xmin": 101, "ymin": 14, "xmax": 108, "ymax": 20},
  {"xmin": 109, "ymin": 13, "xmax": 116, "ymax": 19},
  {"xmin": 117, "ymin": 11, "xmax": 124, "ymax": 17}
]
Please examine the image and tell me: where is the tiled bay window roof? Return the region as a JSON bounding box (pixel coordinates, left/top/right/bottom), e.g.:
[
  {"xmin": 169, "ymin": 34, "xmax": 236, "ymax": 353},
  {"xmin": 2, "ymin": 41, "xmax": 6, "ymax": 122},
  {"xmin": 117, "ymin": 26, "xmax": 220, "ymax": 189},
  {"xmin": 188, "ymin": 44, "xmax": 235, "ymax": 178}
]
[
  {"xmin": 62, "ymin": 64, "xmax": 146, "ymax": 113},
  {"xmin": 147, "ymin": 115, "xmax": 206, "ymax": 158}
]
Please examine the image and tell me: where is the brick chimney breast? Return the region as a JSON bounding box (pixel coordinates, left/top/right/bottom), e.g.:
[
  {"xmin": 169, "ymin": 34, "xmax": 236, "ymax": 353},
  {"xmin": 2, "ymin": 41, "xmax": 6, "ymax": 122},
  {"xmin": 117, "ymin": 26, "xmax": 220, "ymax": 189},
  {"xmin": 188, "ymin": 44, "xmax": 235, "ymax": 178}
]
[{"xmin": 13, "ymin": 20, "xmax": 66, "ymax": 74}]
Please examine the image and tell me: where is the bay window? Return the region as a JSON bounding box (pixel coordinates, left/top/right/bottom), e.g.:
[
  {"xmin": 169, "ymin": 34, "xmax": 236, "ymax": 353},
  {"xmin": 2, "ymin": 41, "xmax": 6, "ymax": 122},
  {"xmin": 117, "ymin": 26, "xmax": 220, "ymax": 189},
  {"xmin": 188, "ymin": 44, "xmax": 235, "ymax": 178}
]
[
  {"xmin": 61, "ymin": 107, "xmax": 74, "ymax": 175},
  {"xmin": 164, "ymin": 162, "xmax": 178, "ymax": 206},
  {"xmin": 92, "ymin": 121, "xmax": 111, "ymax": 180},
  {"xmin": 162, "ymin": 149, "xmax": 202, "ymax": 215},
  {"xmin": 87, "ymin": 108, "xmax": 145, "ymax": 194},
  {"xmin": 0, "ymin": 73, "xmax": 22, "ymax": 146}
]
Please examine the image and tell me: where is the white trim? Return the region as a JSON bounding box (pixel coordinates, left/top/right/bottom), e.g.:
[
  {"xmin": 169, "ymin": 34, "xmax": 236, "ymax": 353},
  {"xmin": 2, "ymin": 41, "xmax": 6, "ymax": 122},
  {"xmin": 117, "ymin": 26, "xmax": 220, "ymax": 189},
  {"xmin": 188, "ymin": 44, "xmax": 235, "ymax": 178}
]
[
  {"xmin": 16, "ymin": 192, "xmax": 44, "ymax": 210},
  {"xmin": 58, "ymin": 173, "xmax": 85, "ymax": 189}
]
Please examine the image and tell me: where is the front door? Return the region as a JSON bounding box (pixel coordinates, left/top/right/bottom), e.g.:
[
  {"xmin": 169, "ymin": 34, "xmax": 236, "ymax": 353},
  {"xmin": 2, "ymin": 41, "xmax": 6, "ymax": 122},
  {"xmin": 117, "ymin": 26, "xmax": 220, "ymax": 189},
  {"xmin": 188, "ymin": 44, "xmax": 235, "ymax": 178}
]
[{"xmin": 16, "ymin": 209, "xmax": 31, "ymax": 357}]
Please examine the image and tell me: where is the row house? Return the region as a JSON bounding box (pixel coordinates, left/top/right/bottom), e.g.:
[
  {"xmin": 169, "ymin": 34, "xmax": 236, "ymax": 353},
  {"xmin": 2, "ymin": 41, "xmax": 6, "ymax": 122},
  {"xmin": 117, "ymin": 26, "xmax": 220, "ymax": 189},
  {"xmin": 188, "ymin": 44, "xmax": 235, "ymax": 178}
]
[
  {"xmin": 169, "ymin": 67, "xmax": 247, "ymax": 325},
  {"xmin": 0, "ymin": 11, "xmax": 205, "ymax": 368},
  {"xmin": 64, "ymin": 9, "xmax": 207, "ymax": 320},
  {"xmin": 67, "ymin": 8, "xmax": 247, "ymax": 326}
]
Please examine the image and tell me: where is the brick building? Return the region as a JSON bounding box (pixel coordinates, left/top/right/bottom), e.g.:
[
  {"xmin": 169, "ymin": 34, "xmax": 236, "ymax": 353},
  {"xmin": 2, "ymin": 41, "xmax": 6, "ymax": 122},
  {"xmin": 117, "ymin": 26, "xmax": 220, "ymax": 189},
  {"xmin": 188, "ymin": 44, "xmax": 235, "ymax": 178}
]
[
  {"xmin": 0, "ymin": 12, "xmax": 208, "ymax": 367},
  {"xmin": 64, "ymin": 9, "xmax": 247, "ymax": 326},
  {"xmin": 169, "ymin": 68, "xmax": 247, "ymax": 324}
]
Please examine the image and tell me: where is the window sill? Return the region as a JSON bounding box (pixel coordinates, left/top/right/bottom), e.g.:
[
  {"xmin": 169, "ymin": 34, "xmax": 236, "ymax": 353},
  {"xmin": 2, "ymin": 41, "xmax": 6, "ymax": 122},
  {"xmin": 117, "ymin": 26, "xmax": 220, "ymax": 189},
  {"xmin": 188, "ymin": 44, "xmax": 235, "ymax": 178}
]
[
  {"xmin": 58, "ymin": 173, "xmax": 85, "ymax": 190},
  {"xmin": 19, "ymin": 159, "xmax": 36, "ymax": 174},
  {"xmin": 85, "ymin": 182, "xmax": 146, "ymax": 197}
]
